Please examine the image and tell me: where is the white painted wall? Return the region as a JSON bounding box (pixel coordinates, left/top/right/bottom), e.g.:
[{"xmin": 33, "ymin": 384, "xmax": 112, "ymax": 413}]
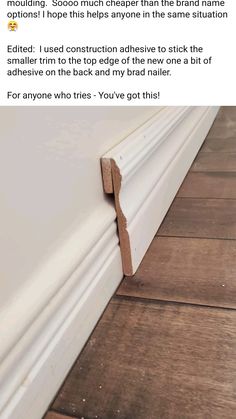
[{"xmin": 0, "ymin": 106, "xmax": 158, "ymax": 307}]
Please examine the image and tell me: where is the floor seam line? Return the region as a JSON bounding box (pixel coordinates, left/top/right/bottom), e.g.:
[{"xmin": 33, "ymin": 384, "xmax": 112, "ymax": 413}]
[
  {"xmin": 176, "ymin": 197, "xmax": 236, "ymax": 201},
  {"xmin": 174, "ymin": 196, "xmax": 236, "ymax": 201},
  {"xmin": 114, "ymin": 294, "xmax": 236, "ymax": 312},
  {"xmin": 48, "ymin": 408, "xmax": 79, "ymax": 419},
  {"xmin": 156, "ymin": 235, "xmax": 236, "ymax": 242}
]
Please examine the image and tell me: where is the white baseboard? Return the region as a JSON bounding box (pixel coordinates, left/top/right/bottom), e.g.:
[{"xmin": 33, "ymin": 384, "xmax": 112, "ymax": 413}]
[
  {"xmin": 102, "ymin": 106, "xmax": 219, "ymax": 275},
  {"xmin": 0, "ymin": 203, "xmax": 123, "ymax": 419}
]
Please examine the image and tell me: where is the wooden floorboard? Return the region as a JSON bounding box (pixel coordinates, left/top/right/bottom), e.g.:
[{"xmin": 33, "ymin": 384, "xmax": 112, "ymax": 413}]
[
  {"xmin": 44, "ymin": 412, "xmax": 74, "ymax": 419},
  {"xmin": 204, "ymin": 107, "xmax": 236, "ymax": 140},
  {"xmin": 158, "ymin": 198, "xmax": 236, "ymax": 240},
  {"xmin": 206, "ymin": 125, "xmax": 236, "ymax": 141},
  {"xmin": 210, "ymin": 107, "xmax": 236, "ymax": 125},
  {"xmin": 177, "ymin": 172, "xmax": 236, "ymax": 199},
  {"xmin": 117, "ymin": 237, "xmax": 236, "ymax": 309},
  {"xmin": 52, "ymin": 298, "xmax": 236, "ymax": 419},
  {"xmin": 201, "ymin": 138, "xmax": 236, "ymax": 152},
  {"xmin": 191, "ymin": 152, "xmax": 236, "ymax": 172}
]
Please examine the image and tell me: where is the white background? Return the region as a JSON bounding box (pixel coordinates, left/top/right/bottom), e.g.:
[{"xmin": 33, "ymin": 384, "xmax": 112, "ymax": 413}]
[{"xmin": 0, "ymin": 0, "xmax": 235, "ymax": 105}]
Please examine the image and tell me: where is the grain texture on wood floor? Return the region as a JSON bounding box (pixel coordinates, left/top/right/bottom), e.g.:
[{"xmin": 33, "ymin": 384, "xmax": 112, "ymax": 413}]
[
  {"xmin": 204, "ymin": 107, "xmax": 236, "ymax": 140},
  {"xmin": 117, "ymin": 237, "xmax": 236, "ymax": 309},
  {"xmin": 44, "ymin": 412, "xmax": 74, "ymax": 419},
  {"xmin": 201, "ymin": 137, "xmax": 236, "ymax": 152},
  {"xmin": 158, "ymin": 198, "xmax": 236, "ymax": 240},
  {"xmin": 52, "ymin": 299, "xmax": 236, "ymax": 419},
  {"xmin": 191, "ymin": 152, "xmax": 236, "ymax": 172},
  {"xmin": 177, "ymin": 172, "xmax": 236, "ymax": 199}
]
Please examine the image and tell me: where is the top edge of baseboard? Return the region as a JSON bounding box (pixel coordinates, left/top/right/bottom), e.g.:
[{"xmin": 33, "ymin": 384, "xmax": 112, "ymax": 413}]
[{"xmin": 102, "ymin": 107, "xmax": 193, "ymax": 186}]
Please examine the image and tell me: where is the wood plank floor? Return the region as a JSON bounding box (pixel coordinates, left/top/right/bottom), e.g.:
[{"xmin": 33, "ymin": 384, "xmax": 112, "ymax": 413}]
[
  {"xmin": 46, "ymin": 107, "xmax": 236, "ymax": 419},
  {"xmin": 177, "ymin": 172, "xmax": 236, "ymax": 199},
  {"xmin": 51, "ymin": 299, "xmax": 236, "ymax": 419},
  {"xmin": 117, "ymin": 237, "xmax": 236, "ymax": 309},
  {"xmin": 191, "ymin": 152, "xmax": 236, "ymax": 172},
  {"xmin": 157, "ymin": 198, "xmax": 236, "ymax": 240}
]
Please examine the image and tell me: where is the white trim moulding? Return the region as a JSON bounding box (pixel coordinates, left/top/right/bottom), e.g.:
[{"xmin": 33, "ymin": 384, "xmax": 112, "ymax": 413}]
[
  {"xmin": 102, "ymin": 106, "xmax": 219, "ymax": 276},
  {"xmin": 0, "ymin": 202, "xmax": 123, "ymax": 419}
]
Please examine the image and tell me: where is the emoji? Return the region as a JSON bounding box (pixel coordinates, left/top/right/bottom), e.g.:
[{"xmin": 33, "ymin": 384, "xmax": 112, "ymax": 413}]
[{"xmin": 8, "ymin": 21, "xmax": 18, "ymax": 32}]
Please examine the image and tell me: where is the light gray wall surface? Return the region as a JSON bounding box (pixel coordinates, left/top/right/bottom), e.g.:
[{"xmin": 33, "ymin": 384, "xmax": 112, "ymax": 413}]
[{"xmin": 0, "ymin": 106, "xmax": 158, "ymax": 305}]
